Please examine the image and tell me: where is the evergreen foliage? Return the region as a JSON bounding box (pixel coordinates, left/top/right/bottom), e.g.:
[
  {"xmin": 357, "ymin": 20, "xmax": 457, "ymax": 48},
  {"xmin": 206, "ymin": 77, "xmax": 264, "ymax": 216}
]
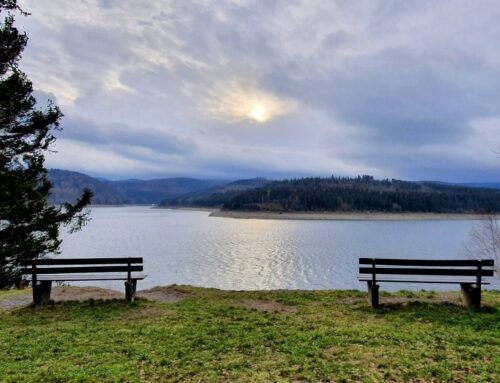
[
  {"xmin": 222, "ymin": 176, "xmax": 500, "ymax": 213},
  {"xmin": 0, "ymin": 1, "xmax": 92, "ymax": 288}
]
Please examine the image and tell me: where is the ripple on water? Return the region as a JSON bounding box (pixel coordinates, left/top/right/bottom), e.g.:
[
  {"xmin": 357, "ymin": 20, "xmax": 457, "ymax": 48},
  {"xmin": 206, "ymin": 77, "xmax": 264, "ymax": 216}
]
[{"xmin": 58, "ymin": 207, "xmax": 500, "ymax": 291}]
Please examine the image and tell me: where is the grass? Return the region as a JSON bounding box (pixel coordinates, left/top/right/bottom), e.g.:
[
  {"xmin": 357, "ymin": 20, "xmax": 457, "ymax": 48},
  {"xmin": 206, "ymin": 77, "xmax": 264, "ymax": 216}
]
[{"xmin": 0, "ymin": 287, "xmax": 499, "ymax": 382}]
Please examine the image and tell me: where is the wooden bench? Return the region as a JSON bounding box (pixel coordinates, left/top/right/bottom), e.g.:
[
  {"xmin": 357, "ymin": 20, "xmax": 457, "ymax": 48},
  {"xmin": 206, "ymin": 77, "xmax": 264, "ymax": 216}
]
[
  {"xmin": 21, "ymin": 257, "xmax": 146, "ymax": 306},
  {"xmin": 358, "ymin": 258, "xmax": 495, "ymax": 309}
]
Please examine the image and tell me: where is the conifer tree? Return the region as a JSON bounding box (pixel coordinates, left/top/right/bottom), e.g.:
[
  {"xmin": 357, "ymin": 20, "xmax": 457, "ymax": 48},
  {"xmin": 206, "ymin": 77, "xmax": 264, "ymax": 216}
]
[{"xmin": 0, "ymin": 0, "xmax": 92, "ymax": 288}]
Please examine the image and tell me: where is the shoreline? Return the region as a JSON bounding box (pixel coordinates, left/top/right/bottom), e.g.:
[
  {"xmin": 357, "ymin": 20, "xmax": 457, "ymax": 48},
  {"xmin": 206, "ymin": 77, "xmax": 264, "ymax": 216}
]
[
  {"xmin": 210, "ymin": 210, "xmax": 492, "ymax": 221},
  {"xmin": 93, "ymin": 205, "xmax": 495, "ymax": 221},
  {"xmin": 154, "ymin": 206, "xmax": 216, "ymax": 212}
]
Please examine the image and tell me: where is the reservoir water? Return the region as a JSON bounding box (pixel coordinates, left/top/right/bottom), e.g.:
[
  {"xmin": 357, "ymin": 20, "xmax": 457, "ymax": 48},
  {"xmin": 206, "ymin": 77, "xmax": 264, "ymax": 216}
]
[{"xmin": 59, "ymin": 206, "xmax": 500, "ymax": 291}]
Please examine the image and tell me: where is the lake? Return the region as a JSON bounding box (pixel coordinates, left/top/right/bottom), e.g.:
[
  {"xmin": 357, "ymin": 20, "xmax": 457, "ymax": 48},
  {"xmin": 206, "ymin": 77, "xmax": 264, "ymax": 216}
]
[{"xmin": 59, "ymin": 206, "xmax": 500, "ymax": 291}]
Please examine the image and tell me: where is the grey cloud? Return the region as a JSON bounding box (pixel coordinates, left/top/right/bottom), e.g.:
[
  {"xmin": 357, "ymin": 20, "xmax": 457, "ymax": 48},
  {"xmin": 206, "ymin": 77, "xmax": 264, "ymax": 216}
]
[
  {"xmin": 268, "ymin": 48, "xmax": 500, "ymax": 145},
  {"xmin": 58, "ymin": 117, "xmax": 196, "ymax": 155}
]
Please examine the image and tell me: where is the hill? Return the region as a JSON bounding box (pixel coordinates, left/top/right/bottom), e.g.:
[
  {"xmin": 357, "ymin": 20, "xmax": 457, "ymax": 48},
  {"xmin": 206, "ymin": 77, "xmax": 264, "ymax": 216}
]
[
  {"xmin": 48, "ymin": 169, "xmax": 227, "ymax": 205},
  {"xmin": 159, "ymin": 177, "xmax": 269, "ymax": 207},
  {"xmin": 111, "ymin": 178, "xmax": 224, "ymax": 204},
  {"xmin": 457, "ymin": 182, "xmax": 500, "ymax": 189},
  {"xmin": 48, "ymin": 169, "xmax": 128, "ymax": 205},
  {"xmin": 164, "ymin": 175, "xmax": 500, "ymax": 213}
]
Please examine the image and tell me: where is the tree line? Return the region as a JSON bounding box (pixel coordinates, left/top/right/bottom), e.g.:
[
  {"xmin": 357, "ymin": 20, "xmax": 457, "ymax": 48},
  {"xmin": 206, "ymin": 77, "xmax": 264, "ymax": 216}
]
[{"xmin": 209, "ymin": 176, "xmax": 500, "ymax": 213}]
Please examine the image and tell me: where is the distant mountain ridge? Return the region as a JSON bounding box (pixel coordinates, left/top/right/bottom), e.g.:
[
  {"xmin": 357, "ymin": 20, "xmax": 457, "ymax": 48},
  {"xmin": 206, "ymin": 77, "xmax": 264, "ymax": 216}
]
[
  {"xmin": 110, "ymin": 178, "xmax": 224, "ymax": 204},
  {"xmin": 48, "ymin": 169, "xmax": 500, "ymax": 213},
  {"xmin": 48, "ymin": 169, "xmax": 128, "ymax": 205},
  {"xmin": 423, "ymin": 181, "xmax": 500, "ymax": 189},
  {"xmin": 48, "ymin": 169, "xmax": 227, "ymax": 205},
  {"xmin": 159, "ymin": 177, "xmax": 269, "ymax": 207}
]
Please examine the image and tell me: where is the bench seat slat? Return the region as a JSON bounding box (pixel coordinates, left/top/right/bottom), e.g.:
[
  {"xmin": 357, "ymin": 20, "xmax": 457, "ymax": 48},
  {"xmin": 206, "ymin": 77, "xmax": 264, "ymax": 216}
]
[
  {"xmin": 358, "ymin": 276, "xmax": 490, "ymax": 284},
  {"xmin": 21, "ymin": 266, "xmax": 143, "ymax": 274},
  {"xmin": 25, "ymin": 273, "xmax": 147, "ymax": 281},
  {"xmin": 20, "ymin": 258, "xmax": 143, "ymax": 266},
  {"xmin": 359, "ymin": 258, "xmax": 494, "ymax": 267},
  {"xmin": 358, "ymin": 267, "xmax": 494, "ymax": 277}
]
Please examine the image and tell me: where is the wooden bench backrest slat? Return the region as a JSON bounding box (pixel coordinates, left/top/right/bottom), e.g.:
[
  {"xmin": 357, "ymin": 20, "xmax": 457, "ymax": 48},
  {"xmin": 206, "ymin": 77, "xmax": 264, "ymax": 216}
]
[
  {"xmin": 20, "ymin": 265, "xmax": 143, "ymax": 274},
  {"xmin": 359, "ymin": 267, "xmax": 494, "ymax": 277},
  {"xmin": 359, "ymin": 258, "xmax": 494, "ymax": 267},
  {"xmin": 20, "ymin": 258, "xmax": 143, "ymax": 266}
]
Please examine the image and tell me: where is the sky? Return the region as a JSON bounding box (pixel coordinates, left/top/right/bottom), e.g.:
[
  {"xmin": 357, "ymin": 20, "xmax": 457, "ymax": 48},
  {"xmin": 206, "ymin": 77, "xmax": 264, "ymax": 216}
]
[{"xmin": 15, "ymin": 0, "xmax": 500, "ymax": 181}]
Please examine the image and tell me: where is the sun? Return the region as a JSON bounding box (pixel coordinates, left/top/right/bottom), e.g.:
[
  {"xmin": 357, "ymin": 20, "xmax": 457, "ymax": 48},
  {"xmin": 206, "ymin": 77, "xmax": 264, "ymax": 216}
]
[
  {"xmin": 204, "ymin": 79, "xmax": 296, "ymax": 123},
  {"xmin": 249, "ymin": 104, "xmax": 267, "ymax": 122}
]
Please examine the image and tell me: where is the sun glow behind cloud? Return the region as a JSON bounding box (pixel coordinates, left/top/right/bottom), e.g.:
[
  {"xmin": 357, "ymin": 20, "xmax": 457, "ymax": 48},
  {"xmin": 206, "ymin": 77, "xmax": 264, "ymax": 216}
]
[
  {"xmin": 249, "ymin": 103, "xmax": 267, "ymax": 122},
  {"xmin": 204, "ymin": 79, "xmax": 295, "ymax": 124}
]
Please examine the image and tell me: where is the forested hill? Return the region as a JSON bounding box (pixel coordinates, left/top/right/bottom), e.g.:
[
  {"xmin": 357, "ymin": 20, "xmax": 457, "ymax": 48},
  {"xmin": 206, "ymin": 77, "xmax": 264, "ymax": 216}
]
[
  {"xmin": 110, "ymin": 178, "xmax": 224, "ymax": 204},
  {"xmin": 48, "ymin": 169, "xmax": 128, "ymax": 205},
  {"xmin": 171, "ymin": 175, "xmax": 500, "ymax": 213},
  {"xmin": 48, "ymin": 169, "xmax": 226, "ymax": 205},
  {"xmin": 159, "ymin": 178, "xmax": 269, "ymax": 207}
]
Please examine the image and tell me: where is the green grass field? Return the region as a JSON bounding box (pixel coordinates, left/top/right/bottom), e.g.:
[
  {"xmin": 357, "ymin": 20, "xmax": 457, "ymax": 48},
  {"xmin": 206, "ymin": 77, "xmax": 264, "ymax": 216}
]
[{"xmin": 0, "ymin": 287, "xmax": 499, "ymax": 382}]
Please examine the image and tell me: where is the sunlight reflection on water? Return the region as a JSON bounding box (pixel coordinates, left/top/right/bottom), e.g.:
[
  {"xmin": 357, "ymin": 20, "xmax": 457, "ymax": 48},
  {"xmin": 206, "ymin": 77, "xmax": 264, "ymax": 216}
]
[{"xmin": 58, "ymin": 206, "xmax": 500, "ymax": 291}]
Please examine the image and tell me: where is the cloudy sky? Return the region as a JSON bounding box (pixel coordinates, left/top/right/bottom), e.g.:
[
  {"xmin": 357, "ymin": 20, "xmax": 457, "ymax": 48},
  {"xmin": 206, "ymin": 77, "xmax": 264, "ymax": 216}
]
[{"xmin": 16, "ymin": 0, "xmax": 500, "ymax": 181}]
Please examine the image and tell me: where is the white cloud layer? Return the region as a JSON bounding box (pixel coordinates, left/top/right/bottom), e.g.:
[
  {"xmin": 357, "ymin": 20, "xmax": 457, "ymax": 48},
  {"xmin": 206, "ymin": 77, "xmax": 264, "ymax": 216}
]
[{"xmin": 16, "ymin": 0, "xmax": 500, "ymax": 181}]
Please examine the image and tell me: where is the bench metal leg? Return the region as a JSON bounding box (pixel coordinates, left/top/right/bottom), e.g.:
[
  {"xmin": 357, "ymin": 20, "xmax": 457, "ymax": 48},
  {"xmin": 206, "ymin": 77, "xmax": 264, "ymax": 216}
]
[
  {"xmin": 33, "ymin": 281, "xmax": 52, "ymax": 306},
  {"xmin": 367, "ymin": 281, "xmax": 379, "ymax": 308},
  {"xmin": 460, "ymin": 283, "xmax": 481, "ymax": 310},
  {"xmin": 125, "ymin": 280, "xmax": 137, "ymax": 302}
]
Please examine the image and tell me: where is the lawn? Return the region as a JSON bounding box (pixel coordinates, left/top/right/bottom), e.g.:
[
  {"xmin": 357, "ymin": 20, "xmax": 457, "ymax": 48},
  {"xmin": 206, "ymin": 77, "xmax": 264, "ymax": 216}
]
[{"xmin": 0, "ymin": 287, "xmax": 499, "ymax": 382}]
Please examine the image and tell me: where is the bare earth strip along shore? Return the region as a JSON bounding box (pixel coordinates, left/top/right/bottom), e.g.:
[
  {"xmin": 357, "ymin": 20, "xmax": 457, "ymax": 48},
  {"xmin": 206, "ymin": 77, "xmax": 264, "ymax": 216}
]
[{"xmin": 209, "ymin": 210, "xmax": 491, "ymax": 221}]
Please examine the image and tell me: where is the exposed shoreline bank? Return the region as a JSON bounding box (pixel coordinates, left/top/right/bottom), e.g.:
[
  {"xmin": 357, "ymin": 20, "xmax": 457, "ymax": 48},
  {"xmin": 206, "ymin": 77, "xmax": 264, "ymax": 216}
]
[
  {"xmin": 90, "ymin": 205, "xmax": 495, "ymax": 221},
  {"xmin": 210, "ymin": 210, "xmax": 492, "ymax": 221}
]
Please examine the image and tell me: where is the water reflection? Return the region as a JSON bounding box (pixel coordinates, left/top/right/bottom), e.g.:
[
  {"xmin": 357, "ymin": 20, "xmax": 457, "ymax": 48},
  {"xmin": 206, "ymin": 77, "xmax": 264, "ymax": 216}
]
[{"xmin": 58, "ymin": 206, "xmax": 500, "ymax": 291}]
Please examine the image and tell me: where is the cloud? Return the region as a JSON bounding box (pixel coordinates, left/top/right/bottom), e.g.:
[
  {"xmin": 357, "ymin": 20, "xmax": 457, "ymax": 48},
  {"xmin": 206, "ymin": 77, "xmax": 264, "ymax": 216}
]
[
  {"xmin": 17, "ymin": 0, "xmax": 500, "ymax": 181},
  {"xmin": 203, "ymin": 78, "xmax": 297, "ymax": 123},
  {"xmin": 58, "ymin": 116, "xmax": 196, "ymax": 155}
]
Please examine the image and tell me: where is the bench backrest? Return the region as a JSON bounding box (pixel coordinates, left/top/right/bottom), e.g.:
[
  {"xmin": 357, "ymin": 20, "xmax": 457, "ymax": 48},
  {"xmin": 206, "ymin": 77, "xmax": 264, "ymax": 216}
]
[
  {"xmin": 359, "ymin": 258, "xmax": 494, "ymax": 280},
  {"xmin": 20, "ymin": 258, "xmax": 143, "ymax": 280}
]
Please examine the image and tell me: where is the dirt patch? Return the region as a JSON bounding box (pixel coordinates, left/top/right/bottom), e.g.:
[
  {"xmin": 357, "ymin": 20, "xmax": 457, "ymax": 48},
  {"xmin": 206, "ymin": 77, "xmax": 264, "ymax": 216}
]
[
  {"xmin": 0, "ymin": 285, "xmax": 191, "ymax": 308},
  {"xmin": 336, "ymin": 296, "xmax": 367, "ymax": 304},
  {"xmin": 336, "ymin": 292, "xmax": 465, "ymax": 306},
  {"xmin": 335, "ymin": 292, "xmax": 465, "ymax": 306},
  {"xmin": 0, "ymin": 293, "xmax": 32, "ymax": 309},
  {"xmin": 138, "ymin": 285, "xmax": 192, "ymax": 303},
  {"xmin": 236, "ymin": 299, "xmax": 298, "ymax": 313},
  {"xmin": 124, "ymin": 306, "xmax": 173, "ymax": 319},
  {"xmin": 0, "ymin": 286, "xmax": 124, "ymax": 309},
  {"xmin": 380, "ymin": 292, "xmax": 464, "ymax": 305},
  {"xmin": 52, "ymin": 286, "xmax": 123, "ymax": 301}
]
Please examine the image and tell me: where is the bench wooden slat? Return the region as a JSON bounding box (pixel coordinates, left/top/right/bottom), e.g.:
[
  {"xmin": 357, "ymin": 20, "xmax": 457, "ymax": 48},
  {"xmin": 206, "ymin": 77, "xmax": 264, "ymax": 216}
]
[
  {"xmin": 25, "ymin": 273, "xmax": 147, "ymax": 281},
  {"xmin": 20, "ymin": 257, "xmax": 143, "ymax": 266},
  {"xmin": 20, "ymin": 265, "xmax": 143, "ymax": 274},
  {"xmin": 359, "ymin": 258, "xmax": 494, "ymax": 267},
  {"xmin": 358, "ymin": 276, "xmax": 491, "ymax": 284},
  {"xmin": 359, "ymin": 267, "xmax": 494, "ymax": 277}
]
